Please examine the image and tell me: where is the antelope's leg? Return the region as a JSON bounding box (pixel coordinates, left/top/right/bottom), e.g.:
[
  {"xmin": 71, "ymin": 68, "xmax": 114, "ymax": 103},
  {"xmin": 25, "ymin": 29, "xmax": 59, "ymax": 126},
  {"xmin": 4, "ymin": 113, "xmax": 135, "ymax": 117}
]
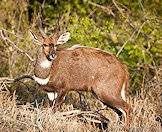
[
  {"xmin": 106, "ymin": 98, "xmax": 131, "ymax": 126},
  {"xmin": 96, "ymin": 93, "xmax": 131, "ymax": 127},
  {"xmin": 118, "ymin": 101, "xmax": 131, "ymax": 126},
  {"xmin": 47, "ymin": 92, "xmax": 58, "ymax": 107},
  {"xmin": 52, "ymin": 91, "xmax": 66, "ymax": 112}
]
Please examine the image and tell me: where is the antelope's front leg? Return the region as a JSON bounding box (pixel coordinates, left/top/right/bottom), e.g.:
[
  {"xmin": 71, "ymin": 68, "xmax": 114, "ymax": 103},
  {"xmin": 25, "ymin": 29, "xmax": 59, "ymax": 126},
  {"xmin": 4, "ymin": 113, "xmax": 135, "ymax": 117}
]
[
  {"xmin": 47, "ymin": 92, "xmax": 58, "ymax": 107},
  {"xmin": 47, "ymin": 91, "xmax": 66, "ymax": 112}
]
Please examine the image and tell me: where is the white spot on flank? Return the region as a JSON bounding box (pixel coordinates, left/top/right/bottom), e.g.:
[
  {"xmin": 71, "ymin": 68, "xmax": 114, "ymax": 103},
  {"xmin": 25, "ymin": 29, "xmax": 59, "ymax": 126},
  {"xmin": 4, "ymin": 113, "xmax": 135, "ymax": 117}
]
[
  {"xmin": 92, "ymin": 76, "xmax": 94, "ymax": 79},
  {"xmin": 121, "ymin": 82, "xmax": 126, "ymax": 101},
  {"xmin": 33, "ymin": 75, "xmax": 50, "ymax": 85},
  {"xmin": 40, "ymin": 59, "xmax": 52, "ymax": 68},
  {"xmin": 118, "ymin": 108, "xmax": 127, "ymax": 123},
  {"xmin": 47, "ymin": 92, "xmax": 58, "ymax": 101}
]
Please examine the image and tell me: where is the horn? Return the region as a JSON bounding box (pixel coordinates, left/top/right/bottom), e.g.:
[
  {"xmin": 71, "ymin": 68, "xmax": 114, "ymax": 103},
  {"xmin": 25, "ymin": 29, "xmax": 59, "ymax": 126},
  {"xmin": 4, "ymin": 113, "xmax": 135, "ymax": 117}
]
[{"xmin": 38, "ymin": 14, "xmax": 47, "ymax": 38}]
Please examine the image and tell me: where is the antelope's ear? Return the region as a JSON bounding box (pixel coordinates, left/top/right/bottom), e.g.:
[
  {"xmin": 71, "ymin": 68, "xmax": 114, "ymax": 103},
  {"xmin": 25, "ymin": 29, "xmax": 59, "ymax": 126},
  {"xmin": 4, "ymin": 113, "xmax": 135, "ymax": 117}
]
[
  {"xmin": 56, "ymin": 32, "xmax": 70, "ymax": 45},
  {"xmin": 29, "ymin": 30, "xmax": 43, "ymax": 45}
]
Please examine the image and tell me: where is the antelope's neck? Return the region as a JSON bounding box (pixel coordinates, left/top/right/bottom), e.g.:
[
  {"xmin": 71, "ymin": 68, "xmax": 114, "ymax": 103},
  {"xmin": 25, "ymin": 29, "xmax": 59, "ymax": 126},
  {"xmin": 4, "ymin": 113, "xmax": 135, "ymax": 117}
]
[{"xmin": 33, "ymin": 48, "xmax": 52, "ymax": 85}]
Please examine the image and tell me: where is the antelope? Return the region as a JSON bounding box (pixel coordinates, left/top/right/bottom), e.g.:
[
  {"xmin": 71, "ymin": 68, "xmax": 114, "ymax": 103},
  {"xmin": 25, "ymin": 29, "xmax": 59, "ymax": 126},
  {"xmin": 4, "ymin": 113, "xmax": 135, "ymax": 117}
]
[{"xmin": 30, "ymin": 30, "xmax": 131, "ymax": 126}]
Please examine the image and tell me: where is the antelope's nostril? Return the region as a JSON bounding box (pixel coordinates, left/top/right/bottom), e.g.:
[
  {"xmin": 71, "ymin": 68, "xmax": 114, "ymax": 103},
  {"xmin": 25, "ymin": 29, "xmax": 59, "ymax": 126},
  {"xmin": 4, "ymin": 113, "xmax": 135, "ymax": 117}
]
[
  {"xmin": 46, "ymin": 54, "xmax": 55, "ymax": 61},
  {"xmin": 48, "ymin": 54, "xmax": 56, "ymax": 61}
]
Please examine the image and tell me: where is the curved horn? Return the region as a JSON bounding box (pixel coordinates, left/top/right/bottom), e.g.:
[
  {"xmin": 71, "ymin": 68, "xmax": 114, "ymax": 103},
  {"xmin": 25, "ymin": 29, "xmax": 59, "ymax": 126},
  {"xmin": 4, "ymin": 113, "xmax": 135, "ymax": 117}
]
[
  {"xmin": 38, "ymin": 27, "xmax": 47, "ymax": 38},
  {"xmin": 38, "ymin": 14, "xmax": 47, "ymax": 38}
]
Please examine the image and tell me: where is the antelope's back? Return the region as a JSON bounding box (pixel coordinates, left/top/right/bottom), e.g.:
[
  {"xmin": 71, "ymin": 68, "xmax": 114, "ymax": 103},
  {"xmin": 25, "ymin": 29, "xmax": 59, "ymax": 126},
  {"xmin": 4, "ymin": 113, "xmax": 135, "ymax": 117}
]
[{"xmin": 49, "ymin": 47, "xmax": 129, "ymax": 91}]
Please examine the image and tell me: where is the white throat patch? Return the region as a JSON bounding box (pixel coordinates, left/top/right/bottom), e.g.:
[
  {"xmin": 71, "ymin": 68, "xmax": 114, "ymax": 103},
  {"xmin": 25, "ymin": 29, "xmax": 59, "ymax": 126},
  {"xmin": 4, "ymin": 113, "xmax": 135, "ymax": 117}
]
[
  {"xmin": 33, "ymin": 75, "xmax": 50, "ymax": 85},
  {"xmin": 40, "ymin": 59, "xmax": 52, "ymax": 69}
]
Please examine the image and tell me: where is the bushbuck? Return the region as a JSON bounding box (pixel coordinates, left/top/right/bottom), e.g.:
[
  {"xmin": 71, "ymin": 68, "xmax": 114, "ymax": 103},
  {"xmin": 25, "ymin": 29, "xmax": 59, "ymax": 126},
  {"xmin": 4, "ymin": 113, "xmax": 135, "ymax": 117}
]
[{"xmin": 30, "ymin": 30, "xmax": 131, "ymax": 125}]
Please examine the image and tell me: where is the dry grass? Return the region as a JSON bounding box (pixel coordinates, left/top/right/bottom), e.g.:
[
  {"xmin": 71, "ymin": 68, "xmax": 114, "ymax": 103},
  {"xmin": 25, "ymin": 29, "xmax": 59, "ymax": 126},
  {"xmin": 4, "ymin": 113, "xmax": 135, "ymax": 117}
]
[
  {"xmin": 0, "ymin": 85, "xmax": 161, "ymax": 132},
  {"xmin": 0, "ymin": 90, "xmax": 95, "ymax": 132},
  {"xmin": 0, "ymin": 67, "xmax": 162, "ymax": 132}
]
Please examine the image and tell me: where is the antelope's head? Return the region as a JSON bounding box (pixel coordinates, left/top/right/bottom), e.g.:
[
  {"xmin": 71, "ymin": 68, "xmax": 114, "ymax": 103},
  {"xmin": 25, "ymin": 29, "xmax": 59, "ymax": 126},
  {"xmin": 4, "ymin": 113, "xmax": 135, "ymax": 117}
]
[{"xmin": 30, "ymin": 30, "xmax": 70, "ymax": 61}]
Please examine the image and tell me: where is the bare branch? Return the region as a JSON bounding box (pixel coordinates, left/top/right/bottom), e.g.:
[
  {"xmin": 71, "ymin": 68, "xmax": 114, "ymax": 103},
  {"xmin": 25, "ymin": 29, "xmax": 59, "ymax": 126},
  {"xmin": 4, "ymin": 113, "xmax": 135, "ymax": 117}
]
[
  {"xmin": 0, "ymin": 77, "xmax": 14, "ymax": 84},
  {"xmin": 14, "ymin": 75, "xmax": 34, "ymax": 82},
  {"xmin": 116, "ymin": 21, "xmax": 147, "ymax": 57},
  {"xmin": 0, "ymin": 29, "xmax": 34, "ymax": 62},
  {"xmin": 112, "ymin": 0, "xmax": 125, "ymax": 17},
  {"xmin": 0, "ymin": 75, "xmax": 34, "ymax": 84},
  {"xmin": 87, "ymin": 1, "xmax": 115, "ymax": 16},
  {"xmin": 116, "ymin": 29, "xmax": 136, "ymax": 57},
  {"xmin": 0, "ymin": 29, "xmax": 24, "ymax": 39}
]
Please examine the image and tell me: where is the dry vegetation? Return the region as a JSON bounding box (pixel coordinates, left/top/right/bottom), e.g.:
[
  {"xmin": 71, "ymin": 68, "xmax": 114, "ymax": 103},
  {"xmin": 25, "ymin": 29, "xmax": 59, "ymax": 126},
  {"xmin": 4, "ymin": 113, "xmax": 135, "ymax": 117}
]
[{"xmin": 0, "ymin": 67, "xmax": 161, "ymax": 132}]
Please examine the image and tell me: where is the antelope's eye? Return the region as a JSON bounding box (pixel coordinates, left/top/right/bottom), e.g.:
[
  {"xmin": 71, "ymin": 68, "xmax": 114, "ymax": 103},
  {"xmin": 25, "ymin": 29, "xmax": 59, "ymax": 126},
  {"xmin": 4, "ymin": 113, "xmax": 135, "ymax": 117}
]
[
  {"xmin": 48, "ymin": 44, "xmax": 54, "ymax": 48},
  {"xmin": 43, "ymin": 44, "xmax": 48, "ymax": 47},
  {"xmin": 49, "ymin": 43, "xmax": 53, "ymax": 46}
]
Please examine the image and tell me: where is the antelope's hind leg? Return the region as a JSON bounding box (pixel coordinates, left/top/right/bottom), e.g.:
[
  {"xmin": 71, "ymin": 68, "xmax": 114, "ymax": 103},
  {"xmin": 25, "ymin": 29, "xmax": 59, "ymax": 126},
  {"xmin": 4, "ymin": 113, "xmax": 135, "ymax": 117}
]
[
  {"xmin": 115, "ymin": 98, "xmax": 131, "ymax": 126},
  {"xmin": 107, "ymin": 98, "xmax": 131, "ymax": 126},
  {"xmin": 96, "ymin": 94, "xmax": 131, "ymax": 126}
]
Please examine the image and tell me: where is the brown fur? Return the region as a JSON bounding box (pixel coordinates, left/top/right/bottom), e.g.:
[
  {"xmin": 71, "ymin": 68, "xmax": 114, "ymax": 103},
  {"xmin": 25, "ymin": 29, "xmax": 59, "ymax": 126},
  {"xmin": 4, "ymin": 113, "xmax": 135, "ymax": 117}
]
[
  {"xmin": 31, "ymin": 31, "xmax": 131, "ymax": 126},
  {"xmin": 35, "ymin": 47, "xmax": 131, "ymax": 126}
]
